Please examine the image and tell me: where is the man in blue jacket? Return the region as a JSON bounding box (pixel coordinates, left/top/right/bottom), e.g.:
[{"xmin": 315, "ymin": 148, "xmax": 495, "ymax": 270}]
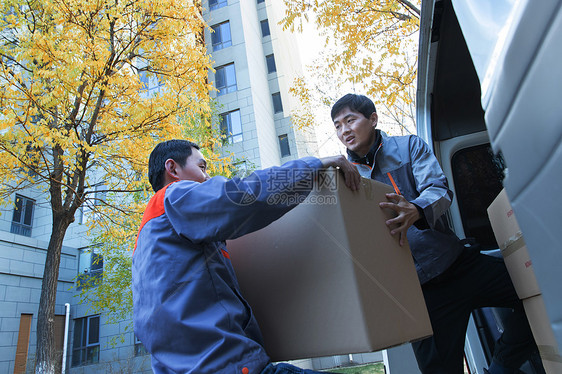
[
  {"xmin": 331, "ymin": 94, "xmax": 540, "ymax": 374},
  {"xmin": 133, "ymin": 139, "xmax": 360, "ymax": 374}
]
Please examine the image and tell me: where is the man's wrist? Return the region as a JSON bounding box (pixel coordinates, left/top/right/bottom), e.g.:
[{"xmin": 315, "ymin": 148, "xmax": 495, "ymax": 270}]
[
  {"xmin": 413, "ymin": 203, "xmax": 424, "ymax": 219},
  {"xmin": 412, "ymin": 203, "xmax": 429, "ymax": 229}
]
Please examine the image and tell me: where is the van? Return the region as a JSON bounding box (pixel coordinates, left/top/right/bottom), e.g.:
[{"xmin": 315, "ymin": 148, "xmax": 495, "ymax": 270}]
[{"xmin": 416, "ymin": 0, "xmax": 562, "ymax": 372}]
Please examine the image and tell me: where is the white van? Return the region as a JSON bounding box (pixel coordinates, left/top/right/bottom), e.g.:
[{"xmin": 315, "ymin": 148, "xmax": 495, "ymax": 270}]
[{"xmin": 417, "ymin": 0, "xmax": 562, "ymax": 372}]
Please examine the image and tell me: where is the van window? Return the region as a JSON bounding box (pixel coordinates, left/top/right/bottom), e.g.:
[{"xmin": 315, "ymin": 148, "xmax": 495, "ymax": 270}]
[{"xmin": 451, "ymin": 144, "xmax": 505, "ymax": 249}]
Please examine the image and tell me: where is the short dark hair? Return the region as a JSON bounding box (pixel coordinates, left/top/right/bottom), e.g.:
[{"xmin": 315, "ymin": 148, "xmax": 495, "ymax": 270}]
[
  {"xmin": 331, "ymin": 94, "xmax": 377, "ymax": 121},
  {"xmin": 148, "ymin": 139, "xmax": 200, "ymax": 192}
]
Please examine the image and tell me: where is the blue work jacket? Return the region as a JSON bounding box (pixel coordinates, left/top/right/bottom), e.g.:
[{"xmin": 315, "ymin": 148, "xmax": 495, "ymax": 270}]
[
  {"xmin": 133, "ymin": 157, "xmax": 323, "ymax": 374},
  {"xmin": 348, "ymin": 131, "xmax": 464, "ymax": 284}
]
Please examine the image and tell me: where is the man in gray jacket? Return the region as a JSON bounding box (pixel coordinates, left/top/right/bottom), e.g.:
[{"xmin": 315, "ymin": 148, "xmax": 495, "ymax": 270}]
[{"xmin": 331, "ymin": 94, "xmax": 540, "ymax": 374}]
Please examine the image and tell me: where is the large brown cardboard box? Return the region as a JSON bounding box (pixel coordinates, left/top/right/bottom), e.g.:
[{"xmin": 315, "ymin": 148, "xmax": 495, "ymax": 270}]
[
  {"xmin": 522, "ymin": 295, "xmax": 562, "ymax": 374},
  {"xmin": 487, "ymin": 189, "xmax": 541, "ymax": 299},
  {"xmin": 227, "ymin": 169, "xmax": 432, "ymax": 361}
]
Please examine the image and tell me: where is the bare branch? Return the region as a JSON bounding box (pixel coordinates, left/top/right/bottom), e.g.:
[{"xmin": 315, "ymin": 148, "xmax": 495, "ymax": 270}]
[{"xmin": 397, "ymin": 0, "xmax": 421, "ymax": 17}]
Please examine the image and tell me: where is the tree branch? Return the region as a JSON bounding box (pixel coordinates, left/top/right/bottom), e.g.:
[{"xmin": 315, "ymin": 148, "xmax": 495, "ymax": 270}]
[{"xmin": 397, "ymin": 0, "xmax": 421, "ymax": 17}]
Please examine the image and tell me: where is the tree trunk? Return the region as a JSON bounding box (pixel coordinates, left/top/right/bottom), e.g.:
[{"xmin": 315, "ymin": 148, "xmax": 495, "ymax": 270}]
[{"xmin": 35, "ymin": 215, "xmax": 73, "ymax": 374}]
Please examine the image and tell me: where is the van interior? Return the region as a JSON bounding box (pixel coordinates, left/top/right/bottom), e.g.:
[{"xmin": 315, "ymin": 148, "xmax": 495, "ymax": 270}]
[{"xmin": 417, "ymin": 1, "xmax": 547, "ymax": 373}]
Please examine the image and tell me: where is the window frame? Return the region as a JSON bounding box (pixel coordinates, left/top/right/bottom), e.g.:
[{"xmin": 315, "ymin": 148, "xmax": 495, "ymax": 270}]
[
  {"xmin": 260, "ymin": 19, "xmax": 271, "ymax": 37},
  {"xmin": 233, "ymin": 161, "xmax": 250, "ymax": 177},
  {"xmin": 77, "ymin": 246, "xmax": 104, "ymax": 289},
  {"xmin": 266, "ymin": 54, "xmax": 276, "ymax": 74},
  {"xmin": 220, "ymin": 110, "xmax": 243, "ymax": 144},
  {"xmin": 211, "ymin": 21, "xmax": 232, "ymax": 51},
  {"xmin": 272, "ymin": 92, "xmax": 283, "ymax": 114},
  {"xmin": 71, "ymin": 315, "xmax": 100, "ymax": 367},
  {"xmin": 209, "ymin": 0, "xmax": 227, "ymax": 11},
  {"xmin": 138, "ymin": 68, "xmax": 163, "ymax": 96},
  {"xmin": 279, "ymin": 134, "xmax": 291, "ymax": 157},
  {"xmin": 215, "ymin": 63, "xmax": 237, "ymax": 95},
  {"xmin": 10, "ymin": 194, "xmax": 35, "ymax": 237},
  {"xmin": 134, "ymin": 335, "xmax": 149, "ymax": 357}
]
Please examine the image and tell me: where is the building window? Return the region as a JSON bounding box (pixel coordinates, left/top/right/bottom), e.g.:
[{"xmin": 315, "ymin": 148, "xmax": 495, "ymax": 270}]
[
  {"xmin": 220, "ymin": 110, "xmax": 243, "ymax": 144},
  {"xmin": 135, "ymin": 335, "xmax": 149, "ymax": 357},
  {"xmin": 72, "ymin": 315, "xmax": 100, "ymax": 367},
  {"xmin": 257, "ymin": 0, "xmax": 265, "ymax": 4},
  {"xmin": 209, "ymin": 0, "xmax": 227, "ymax": 10},
  {"xmin": 79, "ymin": 184, "xmax": 107, "ymax": 224},
  {"xmin": 11, "ymin": 195, "xmax": 35, "ymax": 237},
  {"xmin": 279, "ymin": 134, "xmax": 291, "ymax": 157},
  {"xmin": 211, "ymin": 21, "xmax": 232, "ymax": 51},
  {"xmin": 266, "ymin": 54, "xmax": 276, "ymax": 74},
  {"xmin": 139, "ymin": 69, "xmax": 163, "ymax": 97},
  {"xmin": 260, "ymin": 19, "xmax": 270, "ymax": 37},
  {"xmin": 272, "ymin": 92, "xmax": 283, "ymax": 113},
  {"xmin": 215, "ymin": 63, "xmax": 237, "ymax": 95},
  {"xmin": 77, "ymin": 247, "xmax": 103, "ymax": 289},
  {"xmin": 233, "ymin": 161, "xmax": 250, "ymax": 178}
]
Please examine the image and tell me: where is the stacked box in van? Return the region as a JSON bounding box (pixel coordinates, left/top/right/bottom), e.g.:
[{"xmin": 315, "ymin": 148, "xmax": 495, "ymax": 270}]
[{"xmin": 488, "ymin": 190, "xmax": 562, "ymax": 373}]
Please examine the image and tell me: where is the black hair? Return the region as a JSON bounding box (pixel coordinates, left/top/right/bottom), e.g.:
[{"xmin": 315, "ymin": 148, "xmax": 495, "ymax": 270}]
[
  {"xmin": 148, "ymin": 139, "xmax": 200, "ymax": 192},
  {"xmin": 330, "ymin": 94, "xmax": 377, "ymax": 121}
]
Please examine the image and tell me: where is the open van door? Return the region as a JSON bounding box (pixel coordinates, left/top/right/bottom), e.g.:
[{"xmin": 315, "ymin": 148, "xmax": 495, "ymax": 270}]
[{"xmin": 417, "ymin": 0, "xmax": 562, "ymax": 372}]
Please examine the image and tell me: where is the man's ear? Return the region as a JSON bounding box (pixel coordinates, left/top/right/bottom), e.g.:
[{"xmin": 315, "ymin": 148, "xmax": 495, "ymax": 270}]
[
  {"xmin": 370, "ymin": 112, "xmax": 378, "ymax": 129},
  {"xmin": 164, "ymin": 159, "xmax": 180, "ymax": 181}
]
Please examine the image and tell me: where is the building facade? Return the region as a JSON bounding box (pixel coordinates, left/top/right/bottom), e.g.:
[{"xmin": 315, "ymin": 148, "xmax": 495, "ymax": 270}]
[{"xmin": 205, "ymin": 0, "xmax": 319, "ymax": 171}]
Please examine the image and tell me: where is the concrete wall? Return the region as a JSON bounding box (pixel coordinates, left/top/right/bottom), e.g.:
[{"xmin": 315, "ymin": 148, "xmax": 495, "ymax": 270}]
[{"xmin": 0, "ymin": 229, "xmax": 77, "ymax": 373}]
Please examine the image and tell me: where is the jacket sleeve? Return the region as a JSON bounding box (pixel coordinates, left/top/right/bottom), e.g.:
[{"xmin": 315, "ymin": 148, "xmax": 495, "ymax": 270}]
[
  {"xmin": 408, "ymin": 136, "xmax": 454, "ymax": 229},
  {"xmin": 163, "ymin": 157, "xmax": 324, "ymax": 243}
]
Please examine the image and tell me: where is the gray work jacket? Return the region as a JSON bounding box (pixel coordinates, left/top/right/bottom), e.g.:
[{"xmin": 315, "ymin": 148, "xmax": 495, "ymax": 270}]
[{"xmin": 348, "ymin": 131, "xmax": 463, "ymax": 284}]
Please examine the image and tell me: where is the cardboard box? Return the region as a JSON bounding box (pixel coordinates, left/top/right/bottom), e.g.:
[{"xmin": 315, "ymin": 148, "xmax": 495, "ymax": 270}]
[
  {"xmin": 499, "ymin": 238, "xmax": 540, "ymax": 299},
  {"xmin": 487, "ymin": 189, "xmax": 523, "ymax": 250},
  {"xmin": 487, "ymin": 189, "xmax": 541, "ymax": 299},
  {"xmin": 227, "ymin": 169, "xmax": 432, "ymax": 361},
  {"xmin": 522, "ymin": 295, "xmax": 562, "ymax": 374}
]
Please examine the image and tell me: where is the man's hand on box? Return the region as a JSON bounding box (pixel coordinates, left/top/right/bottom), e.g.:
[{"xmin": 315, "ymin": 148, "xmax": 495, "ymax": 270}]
[
  {"xmin": 379, "ymin": 193, "xmax": 420, "ymax": 246},
  {"xmin": 319, "ymin": 155, "xmax": 361, "ymax": 191}
]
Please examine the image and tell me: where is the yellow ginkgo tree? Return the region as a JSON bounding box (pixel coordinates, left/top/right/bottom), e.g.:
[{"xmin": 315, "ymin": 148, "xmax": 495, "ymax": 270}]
[
  {"xmin": 282, "ymin": 0, "xmax": 420, "ymax": 134},
  {"xmin": 0, "ymin": 0, "xmax": 223, "ymax": 372},
  {"xmin": 74, "ymin": 109, "xmax": 234, "ymax": 352}
]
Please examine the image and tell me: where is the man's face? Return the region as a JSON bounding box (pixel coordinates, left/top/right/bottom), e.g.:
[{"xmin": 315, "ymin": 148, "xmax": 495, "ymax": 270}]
[
  {"xmin": 333, "ymin": 107, "xmax": 378, "ymax": 156},
  {"xmin": 174, "ymin": 148, "xmax": 210, "ymax": 183}
]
